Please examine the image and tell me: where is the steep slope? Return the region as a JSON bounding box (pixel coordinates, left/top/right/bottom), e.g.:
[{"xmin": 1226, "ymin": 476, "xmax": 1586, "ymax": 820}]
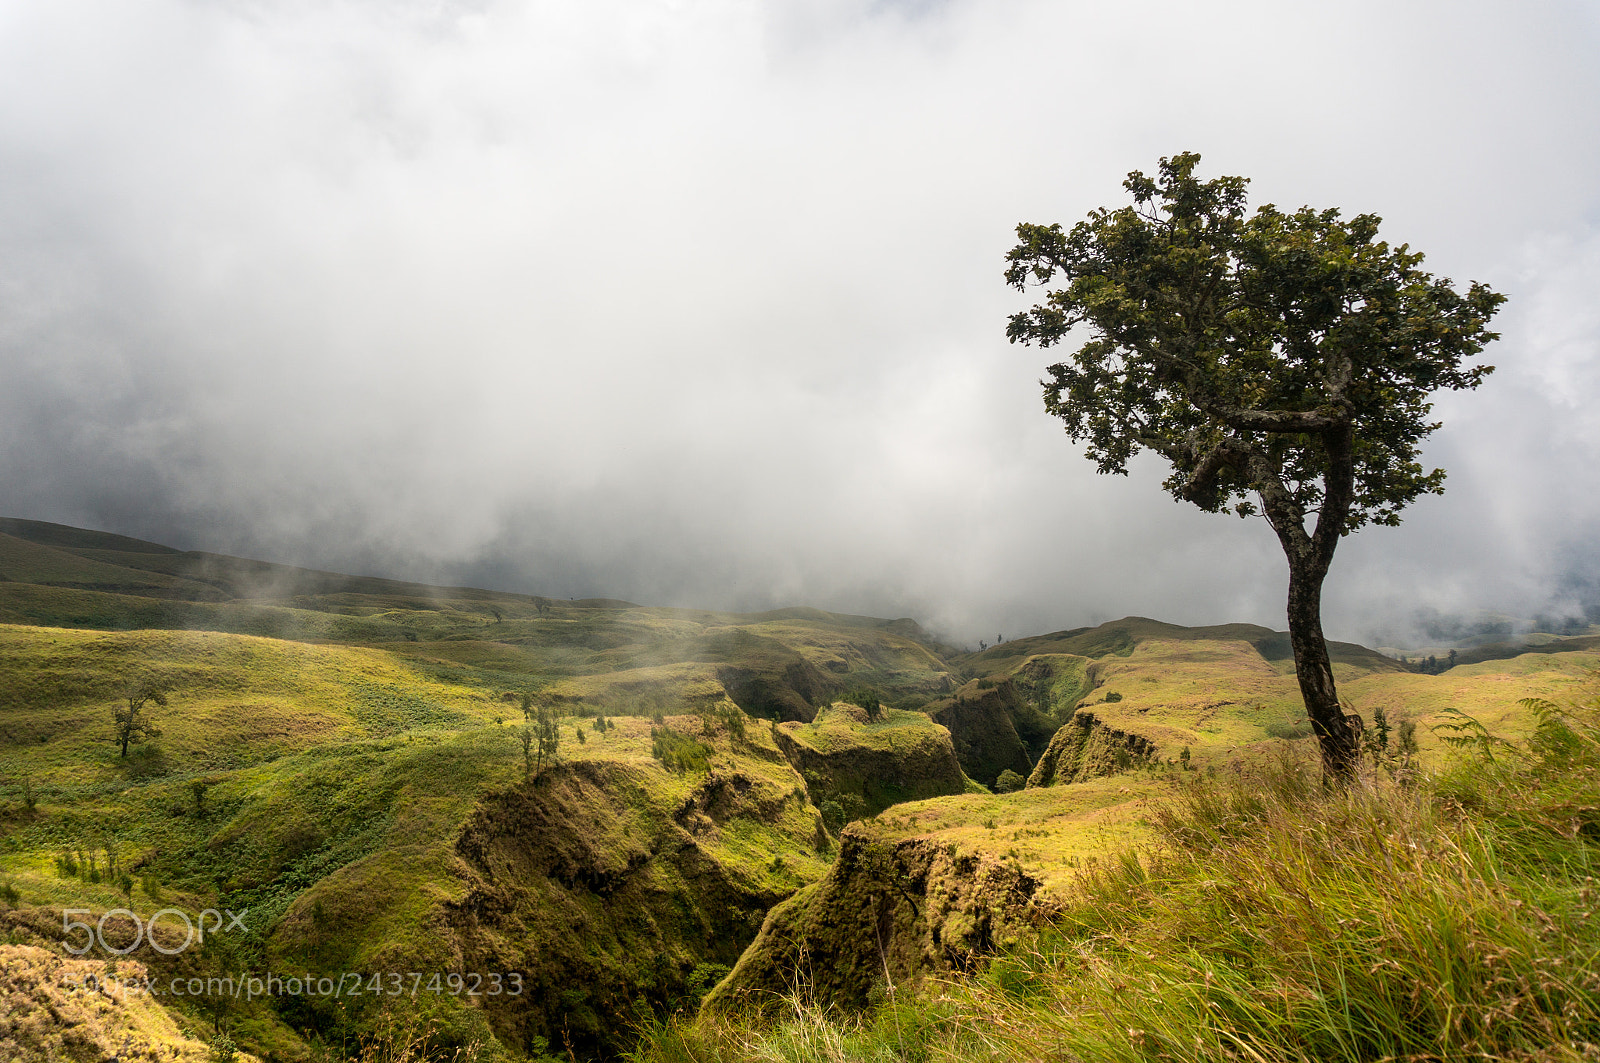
[
  {"xmin": 0, "ymin": 945, "xmax": 234, "ymax": 1063},
  {"xmin": 1026, "ymin": 709, "xmax": 1158, "ymax": 787},
  {"xmin": 707, "ymin": 775, "xmax": 1163, "ymax": 1010},
  {"xmin": 927, "ymin": 680, "xmax": 1034, "ymax": 787},
  {"xmin": 772, "ymin": 704, "xmax": 968, "ymax": 818},
  {"xmin": 7, "ymin": 520, "xmax": 1597, "ymax": 1062},
  {"xmin": 0, "ymin": 613, "xmax": 970, "ymax": 1059}
]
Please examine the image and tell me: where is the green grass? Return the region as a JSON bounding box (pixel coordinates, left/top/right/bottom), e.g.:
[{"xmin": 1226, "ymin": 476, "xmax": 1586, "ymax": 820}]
[
  {"xmin": 0, "ymin": 532, "xmax": 223, "ymax": 599},
  {"xmin": 634, "ymin": 690, "xmax": 1600, "ymax": 1063},
  {"xmin": 7, "ymin": 523, "xmax": 1600, "ymax": 1061},
  {"xmin": 0, "ymin": 618, "xmax": 842, "ymax": 1060}
]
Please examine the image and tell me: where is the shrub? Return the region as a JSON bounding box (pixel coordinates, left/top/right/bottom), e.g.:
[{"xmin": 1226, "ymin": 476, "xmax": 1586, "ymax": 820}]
[
  {"xmin": 650, "ymin": 727, "xmax": 710, "ymax": 774},
  {"xmin": 208, "ymin": 1033, "xmax": 237, "ymax": 1063},
  {"xmin": 842, "ymin": 687, "xmax": 882, "ymax": 721},
  {"xmin": 818, "ymin": 800, "xmax": 846, "ymax": 837},
  {"xmin": 994, "ymin": 769, "xmax": 1026, "ymax": 793}
]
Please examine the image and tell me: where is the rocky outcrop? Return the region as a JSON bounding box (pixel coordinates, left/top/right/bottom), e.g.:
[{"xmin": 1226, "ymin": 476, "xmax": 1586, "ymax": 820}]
[
  {"xmin": 773, "ymin": 706, "xmax": 967, "ymax": 817},
  {"xmin": 706, "ymin": 825, "xmax": 1041, "ymax": 1011},
  {"xmin": 437, "ymin": 758, "xmax": 822, "ymax": 1058},
  {"xmin": 1027, "ymin": 710, "xmax": 1157, "ymax": 787},
  {"xmin": 928, "ymin": 680, "xmax": 1033, "ymax": 787}
]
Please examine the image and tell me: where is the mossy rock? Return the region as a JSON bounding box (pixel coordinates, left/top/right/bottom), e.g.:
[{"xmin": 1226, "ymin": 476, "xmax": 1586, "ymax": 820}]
[
  {"xmin": 1027, "ymin": 710, "xmax": 1158, "ymax": 787},
  {"xmin": 706, "ymin": 825, "xmax": 1040, "ymax": 1011},
  {"xmin": 774, "ymin": 705, "xmax": 966, "ymax": 817}
]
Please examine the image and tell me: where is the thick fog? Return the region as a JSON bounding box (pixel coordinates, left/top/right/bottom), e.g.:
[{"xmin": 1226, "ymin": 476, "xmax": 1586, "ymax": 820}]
[{"xmin": 1, "ymin": 0, "xmax": 1597, "ymax": 646}]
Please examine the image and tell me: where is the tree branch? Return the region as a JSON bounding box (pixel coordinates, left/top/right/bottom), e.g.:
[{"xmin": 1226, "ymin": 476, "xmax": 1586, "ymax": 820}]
[
  {"xmin": 1191, "ymin": 399, "xmax": 1345, "ymax": 433},
  {"xmin": 1241, "ymin": 448, "xmax": 1314, "ymax": 562},
  {"xmin": 1178, "ymin": 437, "xmax": 1247, "ymax": 508}
]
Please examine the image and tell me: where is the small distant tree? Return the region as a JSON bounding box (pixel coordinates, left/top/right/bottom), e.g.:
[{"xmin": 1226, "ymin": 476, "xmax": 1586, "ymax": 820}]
[
  {"xmin": 1178, "ymin": 745, "xmax": 1193, "ymax": 771},
  {"xmin": 995, "ymin": 768, "xmax": 1026, "ymax": 793},
  {"xmin": 209, "ymin": 1032, "xmax": 238, "ymax": 1063},
  {"xmin": 114, "ymin": 681, "xmax": 166, "ymax": 757},
  {"xmin": 533, "ymin": 704, "xmax": 560, "ymax": 776},
  {"xmin": 1447, "ymin": 648, "xmax": 1458, "ymax": 669},
  {"xmin": 1397, "ymin": 718, "xmax": 1419, "ymax": 762},
  {"xmin": 1365, "ymin": 706, "xmax": 1391, "ymax": 758},
  {"xmin": 519, "ymin": 691, "xmax": 536, "ymax": 723},
  {"xmin": 190, "ymin": 779, "xmax": 210, "ymax": 818},
  {"xmin": 575, "ymin": 726, "xmax": 586, "ymax": 745},
  {"xmin": 703, "ymin": 702, "xmax": 748, "ymax": 744}
]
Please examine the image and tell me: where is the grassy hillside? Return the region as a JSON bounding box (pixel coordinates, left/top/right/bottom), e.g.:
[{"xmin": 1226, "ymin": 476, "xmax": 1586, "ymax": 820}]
[
  {"xmin": 0, "ymin": 621, "xmax": 842, "ymax": 1058},
  {"xmin": 966, "ymin": 616, "xmax": 1405, "ymax": 675},
  {"xmin": 3, "ymin": 520, "xmax": 1598, "ymax": 1062},
  {"xmin": 639, "ymin": 689, "xmax": 1600, "ymax": 1063},
  {"xmin": 689, "ymin": 645, "xmax": 1600, "ymax": 1033},
  {"xmin": 0, "ymin": 526, "xmax": 969, "ymax": 1061}
]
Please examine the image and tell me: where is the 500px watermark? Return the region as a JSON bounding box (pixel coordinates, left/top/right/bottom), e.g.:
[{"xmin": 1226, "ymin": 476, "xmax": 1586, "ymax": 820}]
[
  {"xmin": 62, "ymin": 907, "xmax": 249, "ymax": 956},
  {"xmin": 62, "ymin": 970, "xmax": 526, "ymax": 1001}
]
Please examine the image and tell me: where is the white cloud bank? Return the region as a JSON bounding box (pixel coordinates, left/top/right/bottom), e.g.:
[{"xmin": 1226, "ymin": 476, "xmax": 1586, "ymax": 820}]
[{"xmin": 1, "ymin": 0, "xmax": 1597, "ymax": 645}]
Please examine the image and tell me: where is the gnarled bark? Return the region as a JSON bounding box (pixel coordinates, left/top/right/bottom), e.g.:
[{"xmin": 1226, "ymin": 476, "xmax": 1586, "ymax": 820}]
[{"xmin": 1286, "ymin": 560, "xmax": 1359, "ymax": 780}]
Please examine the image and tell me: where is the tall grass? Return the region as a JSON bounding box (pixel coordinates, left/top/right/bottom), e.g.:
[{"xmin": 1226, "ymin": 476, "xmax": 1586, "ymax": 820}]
[{"xmin": 634, "ymin": 693, "xmax": 1600, "ymax": 1062}]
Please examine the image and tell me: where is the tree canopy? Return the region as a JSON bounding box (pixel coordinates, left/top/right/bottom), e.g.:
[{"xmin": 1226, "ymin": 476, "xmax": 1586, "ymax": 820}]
[{"xmin": 1005, "ymin": 153, "xmax": 1504, "ymax": 778}]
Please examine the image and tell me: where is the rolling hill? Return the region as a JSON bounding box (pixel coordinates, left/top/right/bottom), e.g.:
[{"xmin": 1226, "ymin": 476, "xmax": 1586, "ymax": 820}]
[{"xmin": 1, "ymin": 519, "xmax": 1595, "ymax": 1061}]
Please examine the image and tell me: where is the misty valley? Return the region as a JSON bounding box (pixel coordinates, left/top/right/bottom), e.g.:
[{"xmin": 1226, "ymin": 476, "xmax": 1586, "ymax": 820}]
[{"xmin": 1, "ymin": 517, "xmax": 1597, "ymax": 1061}]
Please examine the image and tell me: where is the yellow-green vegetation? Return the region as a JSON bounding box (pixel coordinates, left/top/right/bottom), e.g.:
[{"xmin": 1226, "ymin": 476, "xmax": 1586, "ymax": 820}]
[
  {"xmin": 0, "ymin": 621, "xmax": 837, "ymax": 1058},
  {"xmin": 1027, "ymin": 708, "xmax": 1157, "ymax": 787},
  {"xmin": 966, "ymin": 616, "xmax": 1402, "ymax": 674},
  {"xmin": 868, "ymin": 775, "xmax": 1166, "ymax": 890},
  {"xmin": 0, "ymin": 944, "xmax": 244, "ymax": 1062},
  {"xmin": 0, "ymin": 531, "xmax": 225, "ymax": 600},
  {"xmin": 5, "ymin": 520, "xmax": 1600, "ymax": 1062},
  {"xmin": 0, "ymin": 523, "xmax": 975, "ymax": 1061},
  {"xmin": 774, "ymin": 704, "xmax": 968, "ymax": 819},
  {"xmin": 634, "ymin": 691, "xmax": 1600, "ymax": 1063},
  {"xmin": 978, "ymin": 631, "xmax": 1600, "ymax": 781}
]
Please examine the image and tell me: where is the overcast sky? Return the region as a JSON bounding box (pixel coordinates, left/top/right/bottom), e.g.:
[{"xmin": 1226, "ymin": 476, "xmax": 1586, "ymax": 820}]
[{"xmin": 2, "ymin": 0, "xmax": 1597, "ymax": 646}]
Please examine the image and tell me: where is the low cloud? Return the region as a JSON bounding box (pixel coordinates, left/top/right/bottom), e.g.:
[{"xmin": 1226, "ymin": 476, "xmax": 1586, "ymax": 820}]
[{"xmin": 1, "ymin": 0, "xmax": 1597, "ymax": 647}]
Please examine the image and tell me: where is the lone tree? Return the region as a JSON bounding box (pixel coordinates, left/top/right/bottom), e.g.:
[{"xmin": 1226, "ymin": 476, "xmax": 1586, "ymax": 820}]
[
  {"xmin": 530, "ymin": 703, "xmax": 561, "ymax": 778},
  {"xmin": 114, "ymin": 681, "xmax": 167, "ymax": 757},
  {"xmin": 1005, "ymin": 153, "xmax": 1503, "ymax": 781}
]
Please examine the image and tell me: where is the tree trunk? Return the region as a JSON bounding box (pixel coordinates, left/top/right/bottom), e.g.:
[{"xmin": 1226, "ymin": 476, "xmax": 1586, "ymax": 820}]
[{"xmin": 1286, "ymin": 560, "xmax": 1359, "ymax": 782}]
